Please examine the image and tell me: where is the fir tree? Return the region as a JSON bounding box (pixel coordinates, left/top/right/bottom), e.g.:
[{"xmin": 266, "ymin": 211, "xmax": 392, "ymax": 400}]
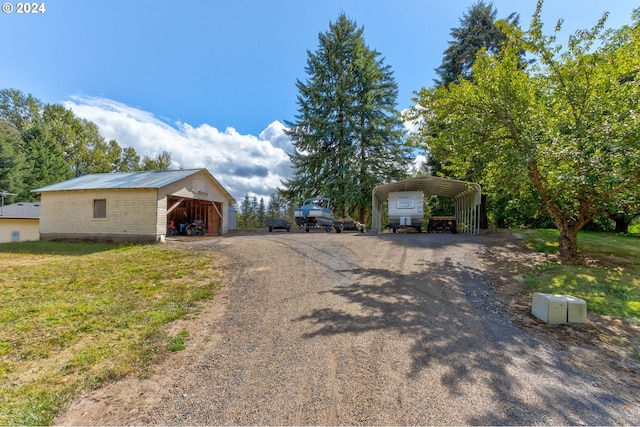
[
  {"xmin": 434, "ymin": 1, "xmax": 519, "ymax": 86},
  {"xmin": 283, "ymin": 14, "xmax": 411, "ymax": 222}
]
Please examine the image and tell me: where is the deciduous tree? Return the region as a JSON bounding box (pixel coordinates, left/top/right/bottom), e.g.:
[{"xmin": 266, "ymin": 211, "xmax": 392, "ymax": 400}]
[{"xmin": 412, "ymin": 2, "xmax": 640, "ymax": 262}]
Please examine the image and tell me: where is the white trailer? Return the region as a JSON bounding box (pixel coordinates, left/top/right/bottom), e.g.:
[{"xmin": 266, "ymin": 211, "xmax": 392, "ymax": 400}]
[{"xmin": 387, "ymin": 191, "xmax": 424, "ymax": 233}]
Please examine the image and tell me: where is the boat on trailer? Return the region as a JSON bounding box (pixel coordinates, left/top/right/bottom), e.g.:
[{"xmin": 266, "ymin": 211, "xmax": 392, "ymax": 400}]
[{"xmin": 294, "ymin": 197, "xmax": 335, "ymax": 232}]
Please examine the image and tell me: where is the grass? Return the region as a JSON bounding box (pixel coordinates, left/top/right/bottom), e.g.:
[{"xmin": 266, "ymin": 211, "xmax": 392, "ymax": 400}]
[
  {"xmin": 167, "ymin": 330, "xmax": 190, "ymax": 351},
  {"xmin": 0, "ymin": 241, "xmax": 222, "ymax": 426},
  {"xmin": 520, "ymin": 229, "xmax": 640, "ymax": 319}
]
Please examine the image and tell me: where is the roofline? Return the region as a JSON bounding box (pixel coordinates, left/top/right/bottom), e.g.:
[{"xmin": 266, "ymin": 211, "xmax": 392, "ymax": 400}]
[
  {"xmin": 198, "ymin": 168, "xmax": 237, "ymax": 205},
  {"xmin": 32, "ymin": 169, "xmax": 236, "ymax": 204},
  {"xmin": 372, "ymin": 174, "xmax": 481, "ymax": 202}
]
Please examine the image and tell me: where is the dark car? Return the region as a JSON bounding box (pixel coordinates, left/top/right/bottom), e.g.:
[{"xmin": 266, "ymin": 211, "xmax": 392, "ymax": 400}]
[{"xmin": 266, "ymin": 218, "xmax": 291, "ymax": 232}]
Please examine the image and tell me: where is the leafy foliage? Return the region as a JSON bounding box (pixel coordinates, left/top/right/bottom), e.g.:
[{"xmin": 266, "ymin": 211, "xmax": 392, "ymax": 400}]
[
  {"xmin": 282, "ymin": 14, "xmax": 412, "ymax": 221},
  {"xmin": 0, "ymin": 88, "xmax": 172, "ymax": 203},
  {"xmin": 412, "ymin": 2, "xmax": 640, "ymax": 261}
]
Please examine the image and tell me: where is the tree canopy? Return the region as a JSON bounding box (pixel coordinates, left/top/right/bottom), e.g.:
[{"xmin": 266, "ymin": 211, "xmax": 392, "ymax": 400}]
[
  {"xmin": 411, "ymin": 2, "xmax": 640, "ymax": 261},
  {"xmin": 434, "ymin": 1, "xmax": 520, "ymax": 87},
  {"xmin": 0, "ymin": 89, "xmax": 172, "ymax": 202},
  {"xmin": 282, "ymin": 14, "xmax": 412, "ymax": 221}
]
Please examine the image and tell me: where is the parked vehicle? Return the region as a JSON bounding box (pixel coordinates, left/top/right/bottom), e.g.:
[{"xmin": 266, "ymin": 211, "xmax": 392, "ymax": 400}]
[
  {"xmin": 188, "ymin": 220, "xmax": 205, "ymax": 235},
  {"xmin": 169, "ymin": 218, "xmax": 205, "ymax": 236},
  {"xmin": 294, "ymin": 197, "xmax": 335, "ymax": 232},
  {"xmin": 266, "ymin": 218, "xmax": 291, "ymax": 232},
  {"xmin": 333, "ymin": 218, "xmax": 366, "ymax": 233},
  {"xmin": 387, "ymin": 191, "xmax": 424, "ymax": 233},
  {"xmin": 427, "ymin": 216, "xmax": 457, "ymax": 233}
]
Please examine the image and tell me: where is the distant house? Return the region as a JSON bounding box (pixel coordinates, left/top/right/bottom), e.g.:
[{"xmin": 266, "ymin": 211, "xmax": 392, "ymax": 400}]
[
  {"xmin": 0, "ymin": 202, "xmax": 41, "ymax": 243},
  {"xmin": 34, "ymin": 169, "xmax": 236, "ymax": 243}
]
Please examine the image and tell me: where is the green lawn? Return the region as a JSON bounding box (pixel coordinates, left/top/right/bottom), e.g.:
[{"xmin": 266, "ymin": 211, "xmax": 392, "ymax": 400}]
[
  {"xmin": 0, "ymin": 241, "xmax": 222, "ymax": 425},
  {"xmin": 520, "ymin": 229, "xmax": 640, "ymax": 319}
]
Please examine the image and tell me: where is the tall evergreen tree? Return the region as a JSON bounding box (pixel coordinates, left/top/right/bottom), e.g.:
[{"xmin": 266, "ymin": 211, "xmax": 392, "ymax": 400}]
[
  {"xmin": 257, "ymin": 197, "xmax": 266, "ymax": 227},
  {"xmin": 434, "ymin": 1, "xmax": 519, "ymax": 87},
  {"xmin": 267, "ymin": 192, "xmax": 290, "ymax": 219},
  {"xmin": 425, "ymin": 2, "xmax": 520, "ymax": 228},
  {"xmin": 0, "ymin": 123, "xmax": 27, "ymax": 201},
  {"xmin": 240, "ymin": 194, "xmax": 250, "ymax": 229},
  {"xmin": 283, "ymin": 14, "xmax": 411, "ymax": 222},
  {"xmin": 21, "ymin": 122, "xmax": 72, "ymax": 200}
]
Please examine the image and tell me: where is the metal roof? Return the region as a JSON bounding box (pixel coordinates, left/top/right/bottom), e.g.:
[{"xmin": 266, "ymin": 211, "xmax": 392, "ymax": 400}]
[
  {"xmin": 34, "ymin": 169, "xmax": 205, "ymax": 192},
  {"xmin": 0, "ymin": 202, "xmax": 41, "ymax": 219},
  {"xmin": 372, "ymin": 175, "xmax": 480, "ymax": 202},
  {"xmin": 371, "ymin": 175, "xmax": 482, "ymax": 234}
]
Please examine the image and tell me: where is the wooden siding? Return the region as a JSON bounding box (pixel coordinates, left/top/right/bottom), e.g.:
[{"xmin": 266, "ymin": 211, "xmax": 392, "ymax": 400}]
[
  {"xmin": 0, "ymin": 219, "xmax": 39, "ymax": 243},
  {"xmin": 40, "ymin": 189, "xmax": 159, "ymax": 241}
]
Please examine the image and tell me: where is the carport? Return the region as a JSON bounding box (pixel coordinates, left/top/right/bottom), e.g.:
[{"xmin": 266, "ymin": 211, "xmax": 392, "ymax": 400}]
[{"xmin": 371, "ymin": 175, "xmax": 482, "ymax": 234}]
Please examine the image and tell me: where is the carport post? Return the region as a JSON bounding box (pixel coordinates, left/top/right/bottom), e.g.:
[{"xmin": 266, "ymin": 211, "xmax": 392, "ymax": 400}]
[{"xmin": 371, "ymin": 188, "xmax": 381, "ymax": 233}]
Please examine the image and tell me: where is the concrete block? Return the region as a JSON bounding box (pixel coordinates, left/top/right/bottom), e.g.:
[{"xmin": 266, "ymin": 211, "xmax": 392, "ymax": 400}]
[
  {"xmin": 531, "ymin": 293, "xmax": 587, "ymax": 324},
  {"xmin": 532, "ymin": 293, "xmax": 568, "ymax": 324},
  {"xmin": 561, "ymin": 295, "xmax": 587, "ymax": 324}
]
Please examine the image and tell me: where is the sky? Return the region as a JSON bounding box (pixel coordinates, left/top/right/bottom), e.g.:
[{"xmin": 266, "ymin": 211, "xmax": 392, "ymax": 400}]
[{"xmin": 1, "ymin": 0, "xmax": 637, "ymax": 203}]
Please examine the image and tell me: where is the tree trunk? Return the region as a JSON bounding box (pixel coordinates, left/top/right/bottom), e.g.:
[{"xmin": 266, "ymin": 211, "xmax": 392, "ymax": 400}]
[
  {"xmin": 358, "ymin": 205, "xmax": 366, "ymax": 224},
  {"xmin": 480, "ymin": 194, "xmax": 488, "ymax": 229},
  {"xmin": 557, "ymin": 225, "xmax": 579, "ymax": 263},
  {"xmin": 527, "ymin": 158, "xmax": 582, "ymax": 263}
]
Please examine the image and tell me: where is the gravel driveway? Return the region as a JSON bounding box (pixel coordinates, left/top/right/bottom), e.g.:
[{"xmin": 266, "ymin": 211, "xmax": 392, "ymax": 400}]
[{"xmin": 55, "ymin": 231, "xmax": 639, "ymax": 425}]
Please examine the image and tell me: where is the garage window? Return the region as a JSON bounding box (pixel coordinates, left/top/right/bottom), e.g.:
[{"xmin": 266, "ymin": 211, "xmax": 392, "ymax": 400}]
[{"xmin": 93, "ymin": 199, "xmax": 107, "ymax": 219}]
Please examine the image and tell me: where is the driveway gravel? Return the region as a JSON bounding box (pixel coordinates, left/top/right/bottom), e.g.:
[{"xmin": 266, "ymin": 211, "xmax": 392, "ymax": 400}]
[{"xmin": 55, "ymin": 231, "xmax": 640, "ymax": 425}]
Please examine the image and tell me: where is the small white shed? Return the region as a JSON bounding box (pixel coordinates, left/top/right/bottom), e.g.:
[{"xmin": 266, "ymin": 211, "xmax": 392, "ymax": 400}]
[{"xmin": 34, "ymin": 169, "xmax": 236, "ymax": 243}]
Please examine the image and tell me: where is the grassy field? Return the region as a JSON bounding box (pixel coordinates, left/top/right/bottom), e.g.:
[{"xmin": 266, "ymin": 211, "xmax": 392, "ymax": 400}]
[
  {"xmin": 0, "ymin": 241, "xmax": 222, "ymax": 425},
  {"xmin": 520, "ymin": 229, "xmax": 640, "ymax": 320}
]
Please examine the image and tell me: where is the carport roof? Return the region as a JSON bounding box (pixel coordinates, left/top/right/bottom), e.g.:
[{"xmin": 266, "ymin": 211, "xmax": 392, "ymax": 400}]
[{"xmin": 372, "ymin": 175, "xmax": 480, "ymax": 202}]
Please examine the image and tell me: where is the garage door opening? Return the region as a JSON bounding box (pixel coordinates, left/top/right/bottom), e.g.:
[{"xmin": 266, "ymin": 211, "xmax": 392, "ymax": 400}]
[{"xmin": 167, "ymin": 197, "xmax": 223, "ymax": 236}]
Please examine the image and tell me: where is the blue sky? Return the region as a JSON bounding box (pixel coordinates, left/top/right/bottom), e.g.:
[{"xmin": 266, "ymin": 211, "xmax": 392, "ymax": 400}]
[{"xmin": 1, "ymin": 0, "xmax": 637, "ymax": 202}]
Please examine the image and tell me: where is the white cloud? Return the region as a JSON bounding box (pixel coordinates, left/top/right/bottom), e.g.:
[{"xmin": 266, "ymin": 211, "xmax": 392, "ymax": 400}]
[
  {"xmin": 402, "ymin": 106, "xmax": 424, "ymax": 135},
  {"xmin": 413, "ymin": 154, "xmax": 427, "ymax": 172},
  {"xmin": 64, "ymin": 96, "xmax": 292, "ymax": 203}
]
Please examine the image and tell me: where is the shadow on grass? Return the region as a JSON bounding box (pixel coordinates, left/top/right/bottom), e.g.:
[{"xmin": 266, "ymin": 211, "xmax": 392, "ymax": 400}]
[
  {"xmin": 295, "ymin": 251, "xmax": 631, "ymax": 425},
  {"xmin": 0, "ymin": 240, "xmax": 126, "ymax": 255}
]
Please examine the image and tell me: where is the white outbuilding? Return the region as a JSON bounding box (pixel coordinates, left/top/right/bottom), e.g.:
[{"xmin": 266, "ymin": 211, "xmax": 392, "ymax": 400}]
[{"xmin": 34, "ymin": 168, "xmax": 236, "ymax": 243}]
